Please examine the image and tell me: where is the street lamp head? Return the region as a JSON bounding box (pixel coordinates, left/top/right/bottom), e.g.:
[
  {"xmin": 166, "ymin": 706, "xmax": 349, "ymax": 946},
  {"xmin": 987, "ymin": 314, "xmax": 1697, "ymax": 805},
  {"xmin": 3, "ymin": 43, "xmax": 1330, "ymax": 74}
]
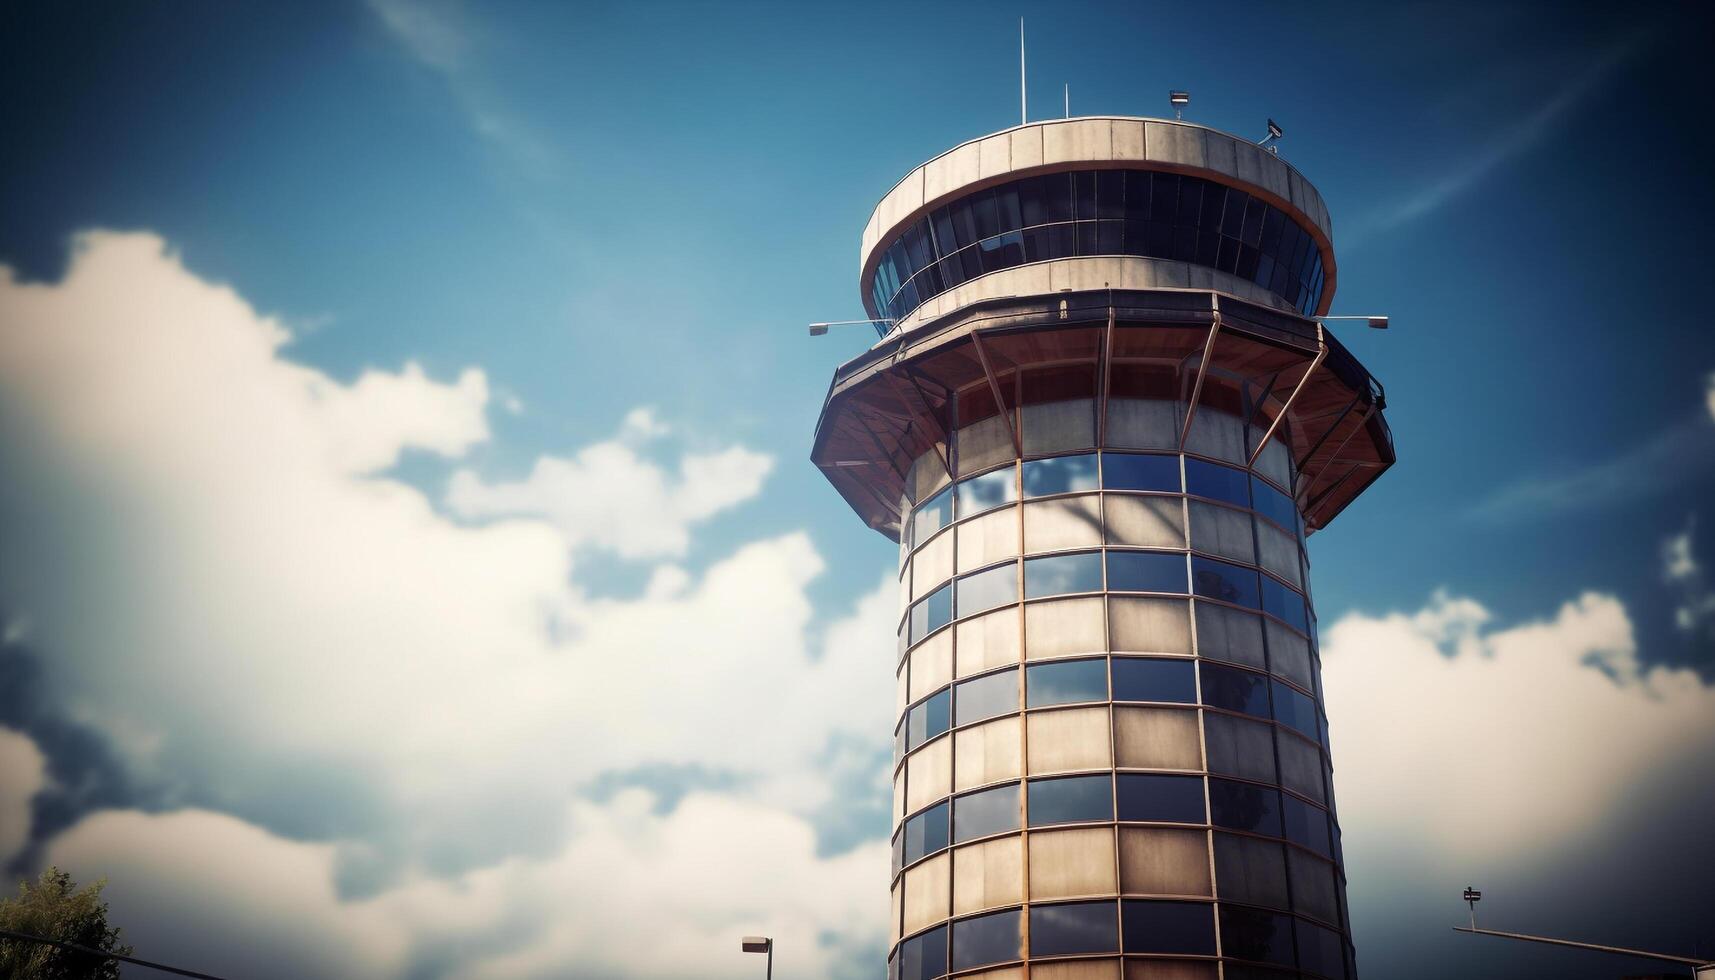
[
  {"xmin": 808, "ymin": 322, "xmax": 830, "ymax": 336},
  {"xmin": 1367, "ymin": 315, "xmax": 1389, "ymax": 330},
  {"xmin": 1266, "ymin": 118, "xmax": 1284, "ymax": 141},
  {"xmin": 1169, "ymin": 90, "xmax": 1190, "ymax": 107},
  {"xmin": 741, "ymin": 937, "xmax": 772, "ymax": 954}
]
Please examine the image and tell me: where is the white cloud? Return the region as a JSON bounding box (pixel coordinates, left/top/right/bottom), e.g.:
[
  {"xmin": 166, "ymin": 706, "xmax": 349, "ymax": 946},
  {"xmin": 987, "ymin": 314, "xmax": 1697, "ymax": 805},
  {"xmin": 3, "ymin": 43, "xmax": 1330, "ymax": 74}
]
[
  {"xmin": 0, "ymin": 231, "xmax": 893, "ymax": 975},
  {"xmin": 0, "ymin": 729, "xmax": 47, "ymax": 863},
  {"xmin": 1706, "ymin": 371, "xmax": 1715, "ymax": 423},
  {"xmin": 1661, "ymin": 517, "xmax": 1715, "ymax": 637},
  {"xmin": 1323, "ymin": 590, "xmax": 1715, "ymax": 870},
  {"xmin": 447, "ymin": 418, "xmax": 772, "ymax": 561}
]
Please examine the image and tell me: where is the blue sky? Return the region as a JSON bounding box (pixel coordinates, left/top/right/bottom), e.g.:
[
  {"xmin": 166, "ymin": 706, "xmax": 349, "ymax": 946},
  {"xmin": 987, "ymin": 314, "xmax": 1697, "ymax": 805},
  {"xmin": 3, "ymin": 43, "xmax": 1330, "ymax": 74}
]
[{"xmin": 1, "ymin": 2, "xmax": 1713, "ymax": 978}]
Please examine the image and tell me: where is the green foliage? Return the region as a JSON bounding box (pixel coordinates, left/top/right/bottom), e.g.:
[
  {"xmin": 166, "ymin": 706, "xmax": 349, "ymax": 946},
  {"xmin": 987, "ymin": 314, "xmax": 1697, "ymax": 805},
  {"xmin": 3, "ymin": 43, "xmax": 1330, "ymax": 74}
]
[{"xmin": 0, "ymin": 868, "xmax": 132, "ymax": 980}]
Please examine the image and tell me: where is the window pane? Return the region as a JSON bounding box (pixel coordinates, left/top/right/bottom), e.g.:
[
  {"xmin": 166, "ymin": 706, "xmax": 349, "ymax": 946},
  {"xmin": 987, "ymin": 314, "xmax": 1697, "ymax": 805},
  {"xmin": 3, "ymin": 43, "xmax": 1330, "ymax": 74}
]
[
  {"xmin": 957, "ymin": 467, "xmax": 1016, "ymax": 517},
  {"xmin": 951, "ymin": 908, "xmax": 1022, "ymax": 970},
  {"xmin": 954, "ymin": 782, "xmax": 1021, "ymax": 842},
  {"xmin": 1220, "ymin": 907, "xmax": 1294, "ymax": 966},
  {"xmin": 1250, "ymin": 475, "xmax": 1297, "ymax": 530},
  {"xmin": 1116, "ymin": 774, "xmax": 1205, "ymax": 822},
  {"xmin": 1025, "ymin": 552, "xmax": 1103, "ymax": 598},
  {"xmin": 1192, "ymin": 557, "xmax": 1259, "ymax": 608},
  {"xmin": 957, "ymin": 563, "xmax": 1018, "ymax": 618},
  {"xmin": 1111, "ymin": 658, "xmax": 1196, "ymax": 703},
  {"xmin": 913, "ymin": 485, "xmax": 954, "ymax": 543},
  {"xmin": 1028, "ymin": 775, "xmax": 1112, "ymax": 826},
  {"xmin": 1209, "ymin": 778, "xmax": 1282, "ymax": 836},
  {"xmin": 907, "ymin": 689, "xmax": 951, "ymax": 749},
  {"xmin": 1272, "ymin": 679, "xmax": 1319, "ymax": 741},
  {"xmin": 911, "ymin": 585, "xmax": 954, "ymax": 645},
  {"xmin": 1026, "ymin": 658, "xmax": 1108, "ymax": 707},
  {"xmin": 1283, "ymin": 794, "xmax": 1331, "ymax": 858},
  {"xmin": 1261, "ymin": 575, "xmax": 1308, "ymax": 633},
  {"xmin": 1102, "ymin": 452, "xmax": 1180, "ymax": 492},
  {"xmin": 1028, "ymin": 901, "xmax": 1119, "ymax": 956},
  {"xmin": 1022, "ymin": 453, "xmax": 1099, "ymax": 497},
  {"xmin": 1122, "ymin": 900, "xmax": 1217, "ymax": 954},
  {"xmin": 954, "ymin": 668, "xmax": 1019, "ymax": 726},
  {"xmin": 903, "ymin": 801, "xmax": 950, "ymax": 865},
  {"xmin": 1201, "ymin": 663, "xmax": 1270, "ymax": 717},
  {"xmin": 1107, "ymin": 551, "xmax": 1187, "ymax": 593},
  {"xmin": 899, "ymin": 924, "xmax": 949, "ymax": 980},
  {"xmin": 1184, "ymin": 458, "xmax": 1249, "ymax": 507},
  {"xmin": 1296, "ymin": 918, "xmax": 1345, "ymax": 978}
]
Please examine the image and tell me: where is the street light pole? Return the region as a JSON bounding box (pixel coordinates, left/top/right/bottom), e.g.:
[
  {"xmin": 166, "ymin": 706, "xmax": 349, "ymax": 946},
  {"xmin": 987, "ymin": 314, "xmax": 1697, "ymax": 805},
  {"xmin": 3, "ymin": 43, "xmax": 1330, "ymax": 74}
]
[{"xmin": 741, "ymin": 936, "xmax": 773, "ymax": 979}]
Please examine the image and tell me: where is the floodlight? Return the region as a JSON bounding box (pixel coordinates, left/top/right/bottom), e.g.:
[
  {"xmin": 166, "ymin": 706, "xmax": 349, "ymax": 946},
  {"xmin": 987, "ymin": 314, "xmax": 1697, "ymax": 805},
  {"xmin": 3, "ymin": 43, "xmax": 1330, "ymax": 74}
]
[
  {"xmin": 808, "ymin": 322, "xmax": 829, "ymax": 336},
  {"xmin": 741, "ymin": 937, "xmax": 772, "ymax": 954},
  {"xmin": 1267, "ymin": 118, "xmax": 1283, "ymax": 140},
  {"xmin": 1168, "ymin": 90, "xmax": 1189, "ymax": 120}
]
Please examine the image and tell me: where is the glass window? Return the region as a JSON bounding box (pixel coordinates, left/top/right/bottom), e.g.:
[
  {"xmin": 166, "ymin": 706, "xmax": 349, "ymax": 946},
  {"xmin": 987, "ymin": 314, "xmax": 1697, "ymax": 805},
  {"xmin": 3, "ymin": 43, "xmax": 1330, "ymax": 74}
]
[
  {"xmin": 1028, "ymin": 775, "xmax": 1112, "ymax": 826},
  {"xmin": 1107, "ymin": 551, "xmax": 1187, "ymax": 593},
  {"xmin": 956, "ymin": 563, "xmax": 1018, "ymax": 618},
  {"xmin": 1184, "ymin": 458, "xmax": 1249, "ymax": 507},
  {"xmin": 898, "ymin": 924, "xmax": 948, "ymax": 980},
  {"xmin": 1022, "ymin": 454, "xmax": 1099, "ymax": 497},
  {"xmin": 913, "ymin": 485, "xmax": 953, "ymax": 544},
  {"xmin": 1209, "ymin": 778, "xmax": 1282, "ymax": 837},
  {"xmin": 1261, "ymin": 575, "xmax": 1309, "ymax": 633},
  {"xmin": 957, "ymin": 467, "xmax": 1016, "ymax": 517},
  {"xmin": 1297, "ymin": 918, "xmax": 1345, "ymax": 979},
  {"xmin": 903, "ymin": 801, "xmax": 950, "ymax": 865},
  {"xmin": 1121, "ymin": 900, "xmax": 1217, "ymax": 955},
  {"xmin": 1024, "ymin": 551, "xmax": 1103, "ymax": 598},
  {"xmin": 953, "ymin": 782, "xmax": 1021, "ymax": 842},
  {"xmin": 907, "ymin": 689, "xmax": 951, "ymax": 749},
  {"xmin": 1201, "ymin": 663, "xmax": 1270, "ymax": 718},
  {"xmin": 892, "ymin": 828, "xmax": 904, "ymax": 876},
  {"xmin": 1250, "ymin": 475, "xmax": 1297, "ymax": 531},
  {"xmin": 1220, "ymin": 907, "xmax": 1294, "ymax": 967},
  {"xmin": 1116, "ymin": 774, "xmax": 1205, "ymax": 823},
  {"xmin": 1193, "ymin": 557, "xmax": 1260, "ymax": 608},
  {"xmin": 1026, "ymin": 658, "xmax": 1108, "ymax": 707},
  {"xmin": 954, "ymin": 669, "xmax": 1019, "ymax": 726},
  {"xmin": 1111, "ymin": 658, "xmax": 1196, "ymax": 703},
  {"xmin": 1283, "ymin": 794, "xmax": 1331, "ymax": 858},
  {"xmin": 1102, "ymin": 452, "xmax": 1180, "ymax": 492},
  {"xmin": 951, "ymin": 908, "xmax": 1022, "ymax": 970},
  {"xmin": 1272, "ymin": 679, "xmax": 1319, "ymax": 741},
  {"xmin": 910, "ymin": 584, "xmax": 953, "ymax": 645},
  {"xmin": 1028, "ymin": 901, "xmax": 1119, "ymax": 956}
]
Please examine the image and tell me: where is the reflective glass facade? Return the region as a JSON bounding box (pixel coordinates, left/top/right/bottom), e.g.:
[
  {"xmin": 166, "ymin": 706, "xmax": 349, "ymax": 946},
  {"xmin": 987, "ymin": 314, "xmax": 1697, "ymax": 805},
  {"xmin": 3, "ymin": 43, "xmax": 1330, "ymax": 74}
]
[
  {"xmin": 869, "ymin": 170, "xmax": 1327, "ymax": 322},
  {"xmin": 886, "ymin": 404, "xmax": 1355, "ymax": 980}
]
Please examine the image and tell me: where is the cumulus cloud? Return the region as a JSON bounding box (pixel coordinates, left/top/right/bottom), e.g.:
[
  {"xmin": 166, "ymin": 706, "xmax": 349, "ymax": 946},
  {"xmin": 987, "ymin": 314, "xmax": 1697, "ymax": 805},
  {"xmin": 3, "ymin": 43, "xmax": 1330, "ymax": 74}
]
[
  {"xmin": 1323, "ymin": 590, "xmax": 1715, "ymax": 870},
  {"xmin": 0, "ymin": 231, "xmax": 891, "ymax": 976},
  {"xmin": 0, "ymin": 728, "xmax": 46, "ymax": 863},
  {"xmin": 447, "ymin": 410, "xmax": 772, "ymax": 561},
  {"xmin": 1662, "ymin": 517, "xmax": 1715, "ymax": 640}
]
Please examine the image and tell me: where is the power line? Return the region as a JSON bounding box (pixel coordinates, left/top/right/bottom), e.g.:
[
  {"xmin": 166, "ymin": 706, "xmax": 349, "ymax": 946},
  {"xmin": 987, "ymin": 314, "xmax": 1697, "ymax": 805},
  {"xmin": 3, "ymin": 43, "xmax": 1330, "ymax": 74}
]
[{"xmin": 0, "ymin": 927, "xmax": 228, "ymax": 979}]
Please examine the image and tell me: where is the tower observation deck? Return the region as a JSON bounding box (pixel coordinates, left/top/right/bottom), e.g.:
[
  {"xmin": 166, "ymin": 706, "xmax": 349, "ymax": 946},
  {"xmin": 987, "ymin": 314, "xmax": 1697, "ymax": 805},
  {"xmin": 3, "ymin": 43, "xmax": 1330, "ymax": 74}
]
[{"xmin": 811, "ymin": 116, "xmax": 1393, "ymax": 980}]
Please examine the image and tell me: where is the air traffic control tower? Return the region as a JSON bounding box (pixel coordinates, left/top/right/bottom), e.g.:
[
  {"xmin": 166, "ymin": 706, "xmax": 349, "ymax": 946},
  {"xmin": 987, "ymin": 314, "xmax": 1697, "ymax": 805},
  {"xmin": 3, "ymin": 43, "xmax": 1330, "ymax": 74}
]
[{"xmin": 811, "ymin": 117, "xmax": 1393, "ymax": 980}]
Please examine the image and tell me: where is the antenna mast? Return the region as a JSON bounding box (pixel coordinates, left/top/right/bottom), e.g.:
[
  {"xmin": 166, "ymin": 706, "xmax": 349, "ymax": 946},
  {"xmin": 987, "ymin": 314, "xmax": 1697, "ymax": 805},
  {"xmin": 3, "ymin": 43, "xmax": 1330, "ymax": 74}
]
[{"xmin": 1018, "ymin": 18, "xmax": 1027, "ymax": 126}]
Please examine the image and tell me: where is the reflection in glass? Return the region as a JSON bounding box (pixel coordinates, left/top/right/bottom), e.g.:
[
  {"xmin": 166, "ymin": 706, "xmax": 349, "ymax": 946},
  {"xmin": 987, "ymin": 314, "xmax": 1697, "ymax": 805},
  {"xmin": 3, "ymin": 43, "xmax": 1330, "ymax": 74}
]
[
  {"xmin": 902, "ymin": 801, "xmax": 949, "ymax": 865},
  {"xmin": 954, "ymin": 669, "xmax": 1019, "ymax": 726},
  {"xmin": 1283, "ymin": 794, "xmax": 1331, "ymax": 858},
  {"xmin": 1209, "ymin": 778, "xmax": 1282, "ymax": 836},
  {"xmin": 1116, "ymin": 773, "xmax": 1206, "ymax": 823},
  {"xmin": 1026, "ymin": 658, "xmax": 1108, "ymax": 707},
  {"xmin": 1107, "ymin": 551, "xmax": 1188, "ymax": 593},
  {"xmin": 957, "ymin": 467, "xmax": 1016, "ymax": 518},
  {"xmin": 898, "ymin": 924, "xmax": 948, "ymax": 980},
  {"xmin": 913, "ymin": 485, "xmax": 954, "ymax": 546},
  {"xmin": 1200, "ymin": 663, "xmax": 1270, "ymax": 717},
  {"xmin": 1121, "ymin": 900, "xmax": 1217, "ymax": 955},
  {"xmin": 1184, "ymin": 459, "xmax": 1250, "ymax": 508},
  {"xmin": 1028, "ymin": 901, "xmax": 1119, "ymax": 956},
  {"xmin": 1022, "ymin": 454, "xmax": 1099, "ymax": 498},
  {"xmin": 953, "ymin": 782, "xmax": 1021, "ymax": 842},
  {"xmin": 1261, "ymin": 575, "xmax": 1309, "ymax": 633},
  {"xmin": 1192, "ymin": 556, "xmax": 1260, "ymax": 608},
  {"xmin": 957, "ymin": 563, "xmax": 1018, "ymax": 617},
  {"xmin": 1251, "ymin": 474, "xmax": 1298, "ymax": 531},
  {"xmin": 907, "ymin": 689, "xmax": 951, "ymax": 749},
  {"xmin": 951, "ymin": 908, "xmax": 1022, "ymax": 970},
  {"xmin": 1028, "ymin": 775, "xmax": 1113, "ymax": 826},
  {"xmin": 1024, "ymin": 552, "xmax": 1103, "ymax": 598},
  {"xmin": 1220, "ymin": 906, "xmax": 1295, "ymax": 966},
  {"xmin": 1272, "ymin": 679, "xmax": 1319, "ymax": 741},
  {"xmin": 910, "ymin": 584, "xmax": 954, "ymax": 645},
  {"xmin": 1102, "ymin": 452, "xmax": 1180, "ymax": 492},
  {"xmin": 1110, "ymin": 658, "xmax": 1196, "ymax": 703},
  {"xmin": 1296, "ymin": 917, "xmax": 1345, "ymax": 978}
]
